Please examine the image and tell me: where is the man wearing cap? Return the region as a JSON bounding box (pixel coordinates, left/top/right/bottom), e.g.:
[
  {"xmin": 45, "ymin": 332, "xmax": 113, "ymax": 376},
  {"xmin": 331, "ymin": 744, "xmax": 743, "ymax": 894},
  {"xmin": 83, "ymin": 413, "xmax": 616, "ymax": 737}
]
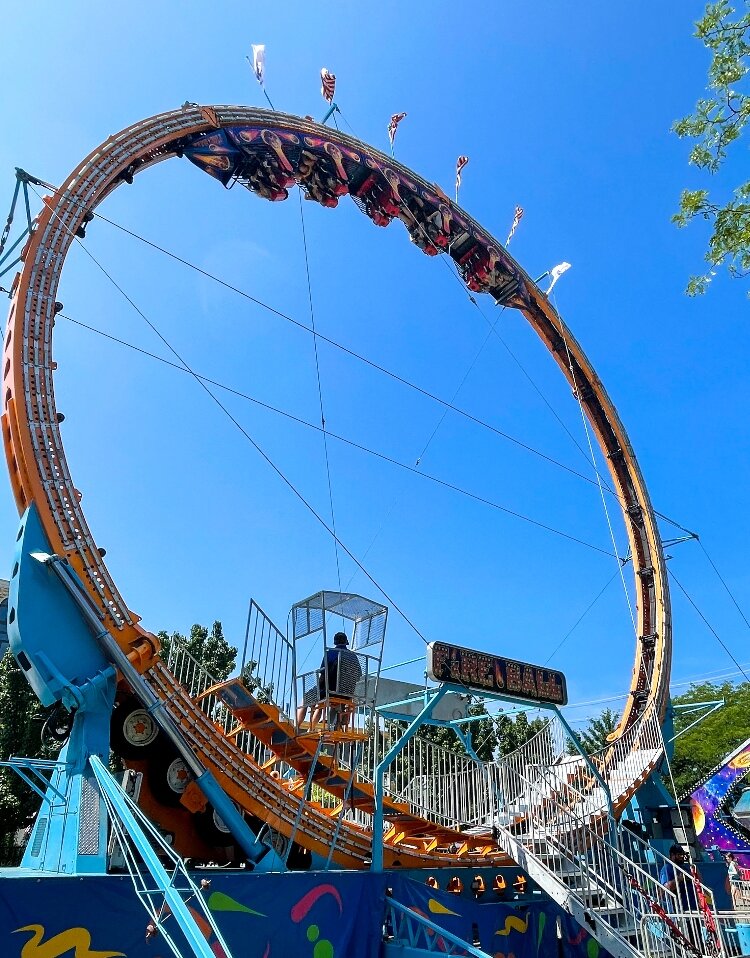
[
  {"xmin": 297, "ymin": 632, "xmax": 362, "ymax": 729},
  {"xmin": 660, "ymin": 844, "xmax": 699, "ymax": 915}
]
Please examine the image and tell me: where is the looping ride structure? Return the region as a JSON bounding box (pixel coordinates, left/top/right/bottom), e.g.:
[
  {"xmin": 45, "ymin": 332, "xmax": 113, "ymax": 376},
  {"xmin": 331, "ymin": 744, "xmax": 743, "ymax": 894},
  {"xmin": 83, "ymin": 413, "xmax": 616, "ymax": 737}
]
[{"xmin": 2, "ymin": 106, "xmax": 672, "ymax": 872}]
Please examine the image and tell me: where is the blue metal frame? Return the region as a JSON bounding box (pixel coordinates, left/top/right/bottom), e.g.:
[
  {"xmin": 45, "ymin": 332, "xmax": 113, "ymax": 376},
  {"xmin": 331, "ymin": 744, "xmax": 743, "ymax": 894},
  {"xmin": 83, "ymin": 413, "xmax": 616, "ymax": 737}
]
[
  {"xmin": 89, "ymin": 755, "xmax": 234, "ymax": 958},
  {"xmin": 384, "ymin": 896, "xmax": 492, "ymax": 957},
  {"xmin": 372, "ymin": 686, "xmax": 447, "ymax": 872},
  {"xmin": 8, "ymin": 504, "xmax": 278, "ymax": 872}
]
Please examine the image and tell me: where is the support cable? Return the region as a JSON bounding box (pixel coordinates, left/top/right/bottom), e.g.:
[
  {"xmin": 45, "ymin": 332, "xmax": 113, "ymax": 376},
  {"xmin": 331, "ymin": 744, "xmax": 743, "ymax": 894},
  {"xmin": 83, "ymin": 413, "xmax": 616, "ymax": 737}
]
[
  {"xmin": 544, "ymin": 569, "xmax": 621, "ymax": 665},
  {"xmin": 345, "ymin": 305, "xmax": 512, "ymax": 591},
  {"xmin": 334, "ymin": 107, "xmax": 630, "ymax": 503},
  {"xmin": 698, "ymin": 540, "xmax": 750, "ymax": 636},
  {"xmin": 297, "ymin": 189, "xmax": 343, "ymax": 593},
  {"xmin": 57, "ymin": 313, "xmax": 617, "ymax": 559},
  {"xmin": 28, "ymin": 187, "xmax": 431, "ymax": 645},
  {"xmin": 90, "ymin": 208, "xmax": 617, "ymax": 499},
  {"xmin": 18, "ymin": 175, "xmax": 697, "ymax": 539},
  {"xmin": 668, "ymin": 568, "xmax": 750, "ymax": 684}
]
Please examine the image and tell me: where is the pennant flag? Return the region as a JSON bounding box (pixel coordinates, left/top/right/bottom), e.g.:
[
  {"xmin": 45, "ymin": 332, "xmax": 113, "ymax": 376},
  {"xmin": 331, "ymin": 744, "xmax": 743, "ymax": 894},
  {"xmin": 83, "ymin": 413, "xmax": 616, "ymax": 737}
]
[
  {"xmin": 455, "ymin": 155, "xmax": 469, "ymax": 201},
  {"xmin": 251, "ymin": 44, "xmax": 266, "ymax": 85},
  {"xmin": 505, "ymin": 205, "xmax": 524, "ymax": 247},
  {"xmin": 388, "ymin": 112, "xmax": 407, "ymax": 150},
  {"xmin": 321, "ymin": 68, "xmax": 336, "ymax": 103},
  {"xmin": 546, "ymin": 261, "xmax": 571, "ymax": 294}
]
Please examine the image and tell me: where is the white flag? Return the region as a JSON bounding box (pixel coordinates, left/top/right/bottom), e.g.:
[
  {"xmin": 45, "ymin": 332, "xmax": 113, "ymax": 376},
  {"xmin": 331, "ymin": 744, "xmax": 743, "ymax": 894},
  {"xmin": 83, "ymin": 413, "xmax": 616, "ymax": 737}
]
[
  {"xmin": 251, "ymin": 44, "xmax": 266, "ymax": 85},
  {"xmin": 546, "ymin": 261, "xmax": 571, "ymax": 294}
]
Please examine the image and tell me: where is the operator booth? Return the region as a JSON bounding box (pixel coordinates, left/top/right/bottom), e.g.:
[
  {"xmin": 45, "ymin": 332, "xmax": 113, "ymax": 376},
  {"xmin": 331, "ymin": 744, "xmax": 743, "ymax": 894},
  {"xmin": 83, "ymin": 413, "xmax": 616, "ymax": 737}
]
[{"xmin": 291, "ymin": 590, "xmax": 387, "ymax": 737}]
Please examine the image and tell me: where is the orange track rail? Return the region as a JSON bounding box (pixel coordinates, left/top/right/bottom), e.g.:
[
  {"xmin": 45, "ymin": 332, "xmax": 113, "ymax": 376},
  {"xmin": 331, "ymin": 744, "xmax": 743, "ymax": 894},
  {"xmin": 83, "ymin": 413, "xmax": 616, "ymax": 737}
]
[{"xmin": 1, "ymin": 106, "xmax": 672, "ymax": 865}]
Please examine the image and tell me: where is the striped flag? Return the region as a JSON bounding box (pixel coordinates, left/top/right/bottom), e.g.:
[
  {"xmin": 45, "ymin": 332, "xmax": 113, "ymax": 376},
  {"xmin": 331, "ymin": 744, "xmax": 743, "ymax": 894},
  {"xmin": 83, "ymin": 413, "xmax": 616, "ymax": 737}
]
[
  {"xmin": 321, "ymin": 68, "xmax": 336, "ymax": 103},
  {"xmin": 388, "ymin": 112, "xmax": 407, "ymax": 150},
  {"xmin": 546, "ymin": 261, "xmax": 571, "ymax": 294},
  {"xmin": 505, "ymin": 205, "xmax": 524, "ymax": 247},
  {"xmin": 251, "ymin": 44, "xmax": 266, "ymax": 85},
  {"xmin": 455, "ymin": 155, "xmax": 469, "ymax": 201}
]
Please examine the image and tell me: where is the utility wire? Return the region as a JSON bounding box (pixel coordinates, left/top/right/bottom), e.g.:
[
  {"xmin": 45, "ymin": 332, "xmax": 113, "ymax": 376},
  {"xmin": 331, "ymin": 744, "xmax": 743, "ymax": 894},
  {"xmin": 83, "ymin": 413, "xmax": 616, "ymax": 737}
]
[
  {"xmin": 669, "ymin": 567, "xmax": 750, "ymax": 684},
  {"xmin": 297, "ymin": 189, "xmax": 343, "ymax": 594},
  {"xmin": 698, "ymin": 539, "xmax": 750, "ymax": 635},
  {"xmin": 90, "ymin": 209, "xmax": 617, "ymax": 499},
  {"xmin": 29, "ymin": 186, "xmax": 432, "ymax": 646},
  {"xmin": 58, "ymin": 312, "xmax": 618, "ymax": 559}
]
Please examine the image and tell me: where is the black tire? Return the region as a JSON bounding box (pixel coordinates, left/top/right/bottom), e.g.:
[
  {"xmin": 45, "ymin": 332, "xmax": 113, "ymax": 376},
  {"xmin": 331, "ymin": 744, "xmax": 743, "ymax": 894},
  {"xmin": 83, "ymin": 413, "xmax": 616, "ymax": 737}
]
[
  {"xmin": 194, "ymin": 806, "xmax": 235, "ymax": 848},
  {"xmin": 110, "ymin": 699, "xmax": 162, "ymax": 760},
  {"xmin": 147, "ymin": 753, "xmax": 193, "ymax": 807}
]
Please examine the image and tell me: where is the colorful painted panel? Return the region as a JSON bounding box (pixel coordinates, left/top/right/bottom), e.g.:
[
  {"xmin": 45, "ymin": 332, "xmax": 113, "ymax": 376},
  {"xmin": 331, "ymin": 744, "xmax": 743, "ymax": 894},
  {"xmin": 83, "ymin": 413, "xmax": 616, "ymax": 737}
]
[
  {"xmin": 690, "ymin": 736, "xmax": 750, "ymax": 869},
  {"xmin": 0, "ymin": 871, "xmax": 387, "ymax": 958},
  {"xmin": 388, "ymin": 876, "xmax": 611, "ymax": 958}
]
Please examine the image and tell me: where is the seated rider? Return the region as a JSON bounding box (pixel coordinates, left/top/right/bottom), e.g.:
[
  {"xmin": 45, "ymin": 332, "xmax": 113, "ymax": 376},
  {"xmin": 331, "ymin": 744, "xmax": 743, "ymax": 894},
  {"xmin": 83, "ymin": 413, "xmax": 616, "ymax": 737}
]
[{"xmin": 307, "ymin": 632, "xmax": 362, "ymax": 728}]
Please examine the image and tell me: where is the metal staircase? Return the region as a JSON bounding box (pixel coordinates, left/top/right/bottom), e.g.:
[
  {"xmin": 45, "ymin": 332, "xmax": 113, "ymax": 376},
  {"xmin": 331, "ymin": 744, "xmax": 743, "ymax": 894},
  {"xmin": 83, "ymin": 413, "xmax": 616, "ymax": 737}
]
[{"xmin": 162, "ymin": 634, "xmax": 725, "ymax": 958}]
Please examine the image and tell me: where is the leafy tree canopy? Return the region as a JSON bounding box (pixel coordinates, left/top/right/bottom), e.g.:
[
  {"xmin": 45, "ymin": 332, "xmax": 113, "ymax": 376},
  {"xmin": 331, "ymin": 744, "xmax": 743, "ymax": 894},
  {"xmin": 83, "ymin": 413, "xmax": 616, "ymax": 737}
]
[
  {"xmin": 673, "ymin": 1, "xmax": 750, "ymax": 294},
  {"xmin": 576, "ymin": 708, "xmax": 621, "ymax": 755},
  {"xmin": 158, "ymin": 620, "xmax": 237, "ymax": 682},
  {"xmin": 670, "ymin": 680, "xmax": 750, "ymax": 797},
  {"xmin": 0, "ymin": 651, "xmax": 56, "ymax": 864}
]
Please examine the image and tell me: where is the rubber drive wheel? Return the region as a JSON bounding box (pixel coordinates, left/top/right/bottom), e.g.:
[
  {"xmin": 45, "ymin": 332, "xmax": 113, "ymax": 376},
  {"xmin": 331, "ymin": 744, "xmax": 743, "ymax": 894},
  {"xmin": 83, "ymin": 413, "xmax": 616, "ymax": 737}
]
[
  {"xmin": 148, "ymin": 753, "xmax": 193, "ymax": 807},
  {"xmin": 194, "ymin": 806, "xmax": 235, "ymax": 848},
  {"xmin": 110, "ymin": 699, "xmax": 162, "ymax": 760}
]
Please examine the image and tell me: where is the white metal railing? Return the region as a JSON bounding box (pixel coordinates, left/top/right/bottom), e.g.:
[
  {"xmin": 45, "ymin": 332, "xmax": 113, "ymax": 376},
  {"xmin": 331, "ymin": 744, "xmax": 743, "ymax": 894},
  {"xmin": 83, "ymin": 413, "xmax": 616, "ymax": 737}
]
[
  {"xmin": 164, "ymin": 632, "xmax": 669, "ymax": 869},
  {"xmin": 729, "ymin": 880, "xmax": 750, "ymax": 911},
  {"xmin": 708, "ymin": 912, "xmax": 750, "ymax": 957},
  {"xmin": 362, "ymin": 701, "xmax": 661, "ymax": 835},
  {"xmin": 495, "ymin": 765, "xmax": 724, "ymax": 958},
  {"xmin": 240, "ymin": 600, "xmax": 296, "ymax": 722}
]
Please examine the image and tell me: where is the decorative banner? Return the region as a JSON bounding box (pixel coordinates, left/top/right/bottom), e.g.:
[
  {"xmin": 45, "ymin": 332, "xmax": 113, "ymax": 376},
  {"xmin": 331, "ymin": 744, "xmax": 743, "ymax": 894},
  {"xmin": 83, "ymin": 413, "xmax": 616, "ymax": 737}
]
[
  {"xmin": 389, "ymin": 876, "xmax": 611, "ymax": 958},
  {"xmin": 690, "ymin": 735, "xmax": 750, "ymax": 869},
  {"xmin": 388, "ymin": 112, "xmax": 407, "ymax": 151},
  {"xmin": 251, "ymin": 44, "xmax": 266, "ymax": 85},
  {"xmin": 426, "ymin": 641, "xmax": 568, "ymax": 705},
  {"xmin": 0, "ymin": 872, "xmax": 387, "ymax": 958},
  {"xmin": 455, "ymin": 155, "xmax": 469, "ymax": 202},
  {"xmin": 506, "ymin": 205, "xmax": 524, "ymax": 247},
  {"xmin": 546, "ymin": 261, "xmax": 571, "ymax": 294},
  {"xmin": 321, "ymin": 68, "xmax": 336, "ymax": 103}
]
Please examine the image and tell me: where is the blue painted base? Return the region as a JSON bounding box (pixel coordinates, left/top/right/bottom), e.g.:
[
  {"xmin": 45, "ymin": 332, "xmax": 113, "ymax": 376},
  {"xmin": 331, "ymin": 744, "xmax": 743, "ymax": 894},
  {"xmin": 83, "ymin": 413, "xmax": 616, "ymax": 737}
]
[{"xmin": 0, "ymin": 868, "xmax": 607, "ymax": 958}]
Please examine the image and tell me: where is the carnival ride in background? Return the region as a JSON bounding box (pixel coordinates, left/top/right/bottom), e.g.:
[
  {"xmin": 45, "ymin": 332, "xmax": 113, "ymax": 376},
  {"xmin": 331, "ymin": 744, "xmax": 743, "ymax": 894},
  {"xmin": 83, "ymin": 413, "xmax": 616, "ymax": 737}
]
[
  {"xmin": 0, "ymin": 105, "xmax": 746, "ymax": 958},
  {"xmin": 689, "ymin": 736, "xmax": 750, "ymax": 870}
]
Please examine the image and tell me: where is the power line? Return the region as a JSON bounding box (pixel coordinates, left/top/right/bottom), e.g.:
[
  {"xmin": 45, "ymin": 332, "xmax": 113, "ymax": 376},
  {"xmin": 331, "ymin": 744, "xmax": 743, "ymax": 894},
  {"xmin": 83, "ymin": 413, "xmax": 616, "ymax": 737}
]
[
  {"xmin": 698, "ymin": 539, "xmax": 750, "ymax": 635},
  {"xmin": 297, "ymin": 189, "xmax": 343, "ymax": 594},
  {"xmin": 88, "ymin": 212, "xmax": 626, "ymax": 503},
  {"xmin": 669, "ymin": 567, "xmax": 750, "ymax": 684},
  {"xmin": 28, "ymin": 185, "xmax": 433, "ymax": 646},
  {"xmin": 59, "ymin": 312, "xmax": 619, "ymax": 558}
]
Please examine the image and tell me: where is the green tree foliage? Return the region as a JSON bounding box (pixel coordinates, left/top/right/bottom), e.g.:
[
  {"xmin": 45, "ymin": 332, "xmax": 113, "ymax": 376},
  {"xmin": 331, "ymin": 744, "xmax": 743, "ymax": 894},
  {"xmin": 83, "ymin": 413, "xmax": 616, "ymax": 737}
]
[
  {"xmin": 673, "ymin": 1, "xmax": 750, "ymax": 294},
  {"xmin": 0, "ymin": 651, "xmax": 56, "ymax": 865},
  {"xmin": 670, "ymin": 680, "xmax": 750, "ymax": 797},
  {"xmin": 576, "ymin": 708, "xmax": 620, "ymax": 755},
  {"xmin": 158, "ymin": 620, "xmax": 237, "ymax": 681}
]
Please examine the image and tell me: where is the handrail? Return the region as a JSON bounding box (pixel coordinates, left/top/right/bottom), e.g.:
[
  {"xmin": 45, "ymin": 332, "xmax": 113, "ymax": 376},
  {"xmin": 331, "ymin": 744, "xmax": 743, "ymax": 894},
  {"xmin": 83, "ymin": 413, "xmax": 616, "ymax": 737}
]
[
  {"xmin": 494, "ymin": 764, "xmax": 723, "ymax": 958},
  {"xmin": 385, "ymin": 897, "xmax": 493, "ymax": 957}
]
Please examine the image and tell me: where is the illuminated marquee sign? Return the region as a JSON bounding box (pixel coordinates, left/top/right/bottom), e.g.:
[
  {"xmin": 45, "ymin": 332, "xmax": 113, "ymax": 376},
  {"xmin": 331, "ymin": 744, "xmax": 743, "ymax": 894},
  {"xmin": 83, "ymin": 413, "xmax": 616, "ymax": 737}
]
[{"xmin": 426, "ymin": 641, "xmax": 568, "ymax": 706}]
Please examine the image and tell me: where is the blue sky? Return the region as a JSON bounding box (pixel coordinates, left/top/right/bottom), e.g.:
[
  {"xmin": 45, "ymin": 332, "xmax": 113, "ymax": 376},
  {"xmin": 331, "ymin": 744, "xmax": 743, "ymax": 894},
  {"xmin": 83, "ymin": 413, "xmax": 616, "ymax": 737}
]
[{"xmin": 1, "ymin": 1, "xmax": 748, "ymax": 726}]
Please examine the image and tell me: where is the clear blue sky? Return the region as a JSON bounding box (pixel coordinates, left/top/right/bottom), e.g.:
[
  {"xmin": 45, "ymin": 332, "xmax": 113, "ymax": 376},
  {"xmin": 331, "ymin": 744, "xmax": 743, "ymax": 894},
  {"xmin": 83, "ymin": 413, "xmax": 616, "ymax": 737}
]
[{"xmin": 1, "ymin": 1, "xmax": 748, "ymax": 726}]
